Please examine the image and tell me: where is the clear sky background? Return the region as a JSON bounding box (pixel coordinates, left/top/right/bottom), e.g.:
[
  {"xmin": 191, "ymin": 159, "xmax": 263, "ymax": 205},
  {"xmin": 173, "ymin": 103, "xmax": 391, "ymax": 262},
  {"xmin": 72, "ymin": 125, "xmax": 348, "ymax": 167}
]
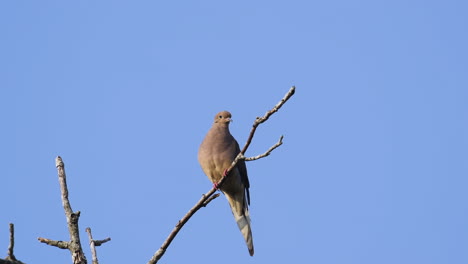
[{"xmin": 1, "ymin": 1, "xmax": 467, "ymax": 263}]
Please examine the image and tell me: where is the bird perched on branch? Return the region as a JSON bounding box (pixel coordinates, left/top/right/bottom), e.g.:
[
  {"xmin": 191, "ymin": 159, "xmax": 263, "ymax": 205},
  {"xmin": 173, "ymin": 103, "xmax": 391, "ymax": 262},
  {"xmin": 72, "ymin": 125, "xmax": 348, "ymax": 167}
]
[{"xmin": 198, "ymin": 111, "xmax": 254, "ymax": 256}]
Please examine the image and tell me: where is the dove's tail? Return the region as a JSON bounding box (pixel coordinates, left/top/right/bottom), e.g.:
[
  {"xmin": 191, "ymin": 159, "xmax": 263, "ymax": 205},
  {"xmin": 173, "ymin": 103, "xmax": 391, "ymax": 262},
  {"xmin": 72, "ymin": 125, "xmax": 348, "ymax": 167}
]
[
  {"xmin": 234, "ymin": 207, "xmax": 254, "ymax": 256},
  {"xmin": 225, "ymin": 192, "xmax": 254, "ymax": 256}
]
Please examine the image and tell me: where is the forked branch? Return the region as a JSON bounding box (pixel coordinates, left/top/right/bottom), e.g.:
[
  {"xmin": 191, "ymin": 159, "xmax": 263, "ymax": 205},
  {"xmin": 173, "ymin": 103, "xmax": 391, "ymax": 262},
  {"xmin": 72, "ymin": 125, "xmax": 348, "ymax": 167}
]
[
  {"xmin": 37, "ymin": 156, "xmax": 88, "ymax": 264},
  {"xmin": 86, "ymin": 227, "xmax": 111, "ymax": 264}
]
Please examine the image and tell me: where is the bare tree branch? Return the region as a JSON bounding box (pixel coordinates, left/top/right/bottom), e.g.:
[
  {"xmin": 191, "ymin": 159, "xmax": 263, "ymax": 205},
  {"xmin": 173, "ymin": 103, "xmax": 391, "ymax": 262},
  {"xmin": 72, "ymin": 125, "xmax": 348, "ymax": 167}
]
[
  {"xmin": 86, "ymin": 227, "xmax": 111, "ymax": 264},
  {"xmin": 245, "ymin": 135, "xmax": 283, "ymax": 161},
  {"xmin": 37, "ymin": 156, "xmax": 87, "ymax": 264},
  {"xmin": 1, "ymin": 224, "xmax": 24, "ymax": 264},
  {"xmin": 147, "ymin": 190, "xmax": 221, "ymax": 264},
  {"xmin": 148, "ymin": 86, "xmax": 295, "ymax": 264},
  {"xmin": 37, "ymin": 238, "xmax": 69, "ymax": 249},
  {"xmin": 239, "ymin": 85, "xmax": 295, "ymax": 155},
  {"xmin": 85, "ymin": 228, "xmax": 98, "ymax": 264},
  {"xmin": 93, "ymin": 238, "xmax": 111, "ymax": 247},
  {"xmin": 6, "ymin": 223, "xmax": 16, "ymax": 261},
  {"xmin": 202, "ymin": 193, "xmax": 220, "ymax": 207}
]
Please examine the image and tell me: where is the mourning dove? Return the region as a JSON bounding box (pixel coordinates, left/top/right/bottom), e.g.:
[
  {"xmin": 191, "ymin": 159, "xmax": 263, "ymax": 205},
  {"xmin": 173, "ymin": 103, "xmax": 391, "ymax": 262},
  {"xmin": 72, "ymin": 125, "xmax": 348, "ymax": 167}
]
[{"xmin": 198, "ymin": 111, "xmax": 254, "ymax": 256}]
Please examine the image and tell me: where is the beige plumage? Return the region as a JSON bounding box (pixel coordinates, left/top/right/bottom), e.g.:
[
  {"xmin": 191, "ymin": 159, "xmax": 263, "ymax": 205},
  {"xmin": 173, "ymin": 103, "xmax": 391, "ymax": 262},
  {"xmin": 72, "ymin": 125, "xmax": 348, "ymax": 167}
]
[{"xmin": 198, "ymin": 111, "xmax": 254, "ymax": 256}]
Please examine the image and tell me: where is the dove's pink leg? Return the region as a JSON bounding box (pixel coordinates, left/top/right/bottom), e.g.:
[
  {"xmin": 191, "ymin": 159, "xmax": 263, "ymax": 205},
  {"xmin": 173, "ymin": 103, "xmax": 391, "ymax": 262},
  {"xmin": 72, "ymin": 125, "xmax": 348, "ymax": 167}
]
[{"xmin": 213, "ymin": 169, "xmax": 230, "ymax": 189}]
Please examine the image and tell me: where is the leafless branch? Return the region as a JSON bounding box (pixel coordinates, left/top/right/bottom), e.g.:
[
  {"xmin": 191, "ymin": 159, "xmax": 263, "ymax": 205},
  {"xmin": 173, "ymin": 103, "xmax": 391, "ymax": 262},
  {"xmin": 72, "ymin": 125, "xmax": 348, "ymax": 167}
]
[
  {"xmin": 37, "ymin": 238, "xmax": 69, "ymax": 249},
  {"xmin": 240, "ymin": 86, "xmax": 295, "ymax": 155},
  {"xmin": 2, "ymin": 223, "xmax": 24, "ymax": 264},
  {"xmin": 37, "ymin": 156, "xmax": 88, "ymax": 264},
  {"xmin": 86, "ymin": 228, "xmax": 98, "ymax": 264},
  {"xmin": 147, "ymin": 86, "xmax": 295, "ymax": 264},
  {"xmin": 147, "ymin": 190, "xmax": 221, "ymax": 264},
  {"xmin": 6, "ymin": 223, "xmax": 16, "ymax": 261},
  {"xmin": 86, "ymin": 227, "xmax": 111, "ymax": 264},
  {"xmin": 245, "ymin": 135, "xmax": 284, "ymax": 161},
  {"xmin": 93, "ymin": 238, "xmax": 111, "ymax": 247},
  {"xmin": 202, "ymin": 193, "xmax": 220, "ymax": 207}
]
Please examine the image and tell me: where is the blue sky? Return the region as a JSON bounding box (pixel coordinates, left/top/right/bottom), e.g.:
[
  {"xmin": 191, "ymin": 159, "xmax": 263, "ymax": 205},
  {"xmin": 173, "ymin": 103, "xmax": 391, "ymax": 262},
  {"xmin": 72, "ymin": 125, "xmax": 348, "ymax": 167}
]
[{"xmin": 1, "ymin": 1, "xmax": 467, "ymax": 263}]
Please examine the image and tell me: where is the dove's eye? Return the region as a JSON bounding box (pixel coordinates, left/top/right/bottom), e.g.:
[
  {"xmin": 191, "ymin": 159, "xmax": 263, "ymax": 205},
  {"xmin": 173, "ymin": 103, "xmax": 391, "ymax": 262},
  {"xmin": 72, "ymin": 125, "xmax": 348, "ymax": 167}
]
[{"xmin": 219, "ymin": 115, "xmax": 223, "ymax": 119}]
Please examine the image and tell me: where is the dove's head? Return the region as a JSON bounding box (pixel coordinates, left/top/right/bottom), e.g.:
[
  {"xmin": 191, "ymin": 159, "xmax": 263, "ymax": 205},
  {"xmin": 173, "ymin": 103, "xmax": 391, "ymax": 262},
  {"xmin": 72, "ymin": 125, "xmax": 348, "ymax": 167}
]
[{"xmin": 214, "ymin": 111, "xmax": 232, "ymax": 126}]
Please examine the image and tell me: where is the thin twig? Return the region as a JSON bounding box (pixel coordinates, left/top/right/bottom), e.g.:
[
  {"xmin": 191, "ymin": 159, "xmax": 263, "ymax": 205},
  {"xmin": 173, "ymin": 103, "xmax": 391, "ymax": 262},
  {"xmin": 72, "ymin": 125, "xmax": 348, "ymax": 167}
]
[
  {"xmin": 245, "ymin": 135, "xmax": 284, "ymax": 161},
  {"xmin": 240, "ymin": 86, "xmax": 295, "ymax": 155},
  {"xmin": 202, "ymin": 193, "xmax": 220, "ymax": 207},
  {"xmin": 2, "ymin": 223, "xmax": 24, "ymax": 264},
  {"xmin": 6, "ymin": 223, "xmax": 16, "ymax": 261},
  {"xmin": 147, "ymin": 86, "xmax": 295, "ymax": 264},
  {"xmin": 37, "ymin": 156, "xmax": 87, "ymax": 264}
]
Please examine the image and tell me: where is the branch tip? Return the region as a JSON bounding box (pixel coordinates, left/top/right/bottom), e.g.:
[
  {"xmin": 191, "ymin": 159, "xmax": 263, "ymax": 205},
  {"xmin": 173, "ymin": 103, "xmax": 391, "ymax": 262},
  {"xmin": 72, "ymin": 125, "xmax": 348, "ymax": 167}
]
[{"xmin": 55, "ymin": 156, "xmax": 64, "ymax": 168}]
